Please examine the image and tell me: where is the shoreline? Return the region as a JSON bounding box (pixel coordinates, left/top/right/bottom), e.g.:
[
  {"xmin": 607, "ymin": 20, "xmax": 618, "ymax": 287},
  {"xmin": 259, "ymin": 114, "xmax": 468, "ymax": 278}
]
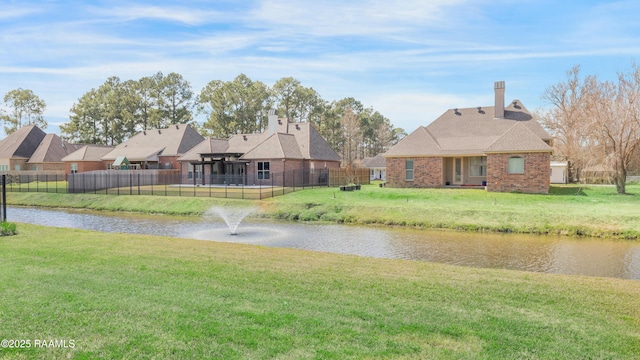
[{"xmin": 6, "ymin": 183, "xmax": 640, "ymax": 240}]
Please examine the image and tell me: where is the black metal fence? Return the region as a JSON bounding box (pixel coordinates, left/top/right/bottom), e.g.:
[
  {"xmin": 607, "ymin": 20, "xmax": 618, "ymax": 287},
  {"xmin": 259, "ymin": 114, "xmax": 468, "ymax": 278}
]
[
  {"xmin": 1, "ymin": 175, "xmax": 6, "ymax": 222},
  {"xmin": 3, "ymin": 167, "xmax": 372, "ymax": 200},
  {"xmin": 4, "ymin": 169, "xmax": 332, "ymax": 200}
]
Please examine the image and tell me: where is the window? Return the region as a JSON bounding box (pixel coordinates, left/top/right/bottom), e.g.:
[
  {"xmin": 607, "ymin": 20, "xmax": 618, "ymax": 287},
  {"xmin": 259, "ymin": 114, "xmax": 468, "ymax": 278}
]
[
  {"xmin": 14, "ymin": 164, "xmax": 20, "ymax": 171},
  {"xmin": 470, "ymin": 156, "xmax": 487, "ymax": 176},
  {"xmin": 508, "ymin": 156, "xmax": 524, "ymax": 174},
  {"xmin": 0, "ymin": 165, "xmax": 8, "ymax": 171},
  {"xmin": 405, "ymin": 159, "xmax": 414, "ymax": 181},
  {"xmin": 258, "ymin": 161, "xmax": 270, "ymax": 180},
  {"xmin": 187, "ymin": 163, "xmax": 194, "ymax": 179},
  {"xmin": 70, "ymin": 163, "xmax": 78, "ymax": 174}
]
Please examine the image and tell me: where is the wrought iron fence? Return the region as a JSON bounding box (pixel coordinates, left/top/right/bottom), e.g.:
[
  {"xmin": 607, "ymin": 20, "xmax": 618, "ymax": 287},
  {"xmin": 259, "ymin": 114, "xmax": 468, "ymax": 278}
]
[{"xmin": 4, "ymin": 169, "xmax": 333, "ymax": 200}]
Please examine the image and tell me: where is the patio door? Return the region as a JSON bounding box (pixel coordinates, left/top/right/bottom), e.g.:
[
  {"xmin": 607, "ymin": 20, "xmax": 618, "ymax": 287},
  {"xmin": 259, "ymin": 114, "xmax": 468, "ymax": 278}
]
[{"xmin": 453, "ymin": 158, "xmax": 463, "ymax": 184}]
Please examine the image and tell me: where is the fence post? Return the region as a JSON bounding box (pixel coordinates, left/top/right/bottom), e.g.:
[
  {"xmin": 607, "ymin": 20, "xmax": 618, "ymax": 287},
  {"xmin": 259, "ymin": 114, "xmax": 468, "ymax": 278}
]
[{"xmin": 1, "ymin": 174, "xmax": 6, "ymax": 222}]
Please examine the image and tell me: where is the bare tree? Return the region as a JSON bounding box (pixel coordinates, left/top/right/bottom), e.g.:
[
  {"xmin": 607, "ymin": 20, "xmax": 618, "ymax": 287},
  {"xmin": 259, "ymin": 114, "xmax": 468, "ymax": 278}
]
[
  {"xmin": 341, "ymin": 107, "xmax": 361, "ymax": 167},
  {"xmin": 583, "ymin": 65, "xmax": 640, "ymax": 194},
  {"xmin": 540, "ymin": 66, "xmax": 591, "ymax": 181}
]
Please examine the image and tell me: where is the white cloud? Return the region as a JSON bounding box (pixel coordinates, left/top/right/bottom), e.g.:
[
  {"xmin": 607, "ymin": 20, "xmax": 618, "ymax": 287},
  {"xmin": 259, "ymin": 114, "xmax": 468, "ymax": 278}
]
[
  {"xmin": 249, "ymin": 0, "xmax": 469, "ymax": 37},
  {"xmin": 96, "ymin": 5, "xmax": 228, "ymax": 26},
  {"xmin": 0, "ymin": 6, "xmax": 42, "ymax": 20}
]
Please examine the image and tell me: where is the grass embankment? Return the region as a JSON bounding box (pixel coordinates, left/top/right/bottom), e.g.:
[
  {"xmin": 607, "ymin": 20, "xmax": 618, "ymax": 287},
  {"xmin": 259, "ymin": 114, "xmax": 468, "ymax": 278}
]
[
  {"xmin": 7, "ymin": 183, "xmax": 640, "ymax": 238},
  {"xmin": 1, "ymin": 224, "xmax": 639, "ymax": 359},
  {"xmin": 262, "ymin": 183, "xmax": 640, "ymax": 239}
]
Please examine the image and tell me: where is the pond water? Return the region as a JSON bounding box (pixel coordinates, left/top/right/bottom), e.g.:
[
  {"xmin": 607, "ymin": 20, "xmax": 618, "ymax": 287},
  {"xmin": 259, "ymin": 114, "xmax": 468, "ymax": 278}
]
[{"xmin": 8, "ymin": 206, "xmax": 640, "ymax": 280}]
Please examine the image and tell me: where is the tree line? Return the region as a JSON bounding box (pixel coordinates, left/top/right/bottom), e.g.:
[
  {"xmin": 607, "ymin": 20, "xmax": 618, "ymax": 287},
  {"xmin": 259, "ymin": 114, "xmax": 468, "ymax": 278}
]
[
  {"xmin": 539, "ymin": 64, "xmax": 640, "ymax": 194},
  {"xmin": 0, "ymin": 72, "xmax": 407, "ymax": 166}
]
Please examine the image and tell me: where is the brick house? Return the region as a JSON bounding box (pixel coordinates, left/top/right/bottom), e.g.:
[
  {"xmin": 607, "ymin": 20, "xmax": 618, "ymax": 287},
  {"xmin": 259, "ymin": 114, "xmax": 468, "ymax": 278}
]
[
  {"xmin": 178, "ymin": 110, "xmax": 341, "ymax": 186},
  {"xmin": 0, "ymin": 125, "xmax": 79, "ymax": 172},
  {"xmin": 61, "ymin": 145, "xmax": 115, "ymax": 173},
  {"xmin": 100, "ymin": 124, "xmax": 204, "ymax": 171},
  {"xmin": 384, "ymin": 81, "xmax": 553, "ymax": 194}
]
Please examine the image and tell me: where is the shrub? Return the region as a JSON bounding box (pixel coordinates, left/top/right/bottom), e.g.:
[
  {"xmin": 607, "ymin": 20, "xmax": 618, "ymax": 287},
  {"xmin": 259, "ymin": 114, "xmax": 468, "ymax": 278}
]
[{"xmin": 0, "ymin": 221, "xmax": 17, "ymax": 236}]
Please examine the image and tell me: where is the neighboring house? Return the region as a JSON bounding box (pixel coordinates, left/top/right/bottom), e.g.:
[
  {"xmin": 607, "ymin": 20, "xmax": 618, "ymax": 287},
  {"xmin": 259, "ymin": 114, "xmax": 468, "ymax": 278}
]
[
  {"xmin": 0, "ymin": 125, "xmax": 47, "ymax": 171},
  {"xmin": 384, "ymin": 81, "xmax": 553, "ymax": 194},
  {"xmin": 28, "ymin": 134, "xmax": 81, "ymax": 171},
  {"xmin": 179, "ymin": 110, "xmax": 341, "ymax": 186},
  {"xmin": 101, "ymin": 124, "xmax": 204, "ymax": 170},
  {"xmin": 550, "ymin": 161, "xmax": 568, "ymax": 184},
  {"xmin": 61, "ymin": 145, "xmax": 115, "ymax": 173},
  {"xmin": 362, "ymin": 154, "xmax": 386, "ymax": 180}
]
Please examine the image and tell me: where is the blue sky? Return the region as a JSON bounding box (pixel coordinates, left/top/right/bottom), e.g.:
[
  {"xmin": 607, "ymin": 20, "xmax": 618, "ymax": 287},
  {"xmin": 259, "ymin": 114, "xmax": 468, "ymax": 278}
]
[{"xmin": 1, "ymin": 0, "xmax": 639, "ymax": 137}]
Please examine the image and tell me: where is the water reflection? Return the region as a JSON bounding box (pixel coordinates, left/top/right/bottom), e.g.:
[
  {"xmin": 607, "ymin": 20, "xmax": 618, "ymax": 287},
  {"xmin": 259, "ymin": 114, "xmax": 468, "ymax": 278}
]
[{"xmin": 8, "ymin": 206, "xmax": 640, "ymax": 280}]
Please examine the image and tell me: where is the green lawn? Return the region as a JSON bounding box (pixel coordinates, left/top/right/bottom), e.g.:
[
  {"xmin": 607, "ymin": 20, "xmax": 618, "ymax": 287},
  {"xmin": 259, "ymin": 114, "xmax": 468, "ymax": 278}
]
[
  {"xmin": 1, "ymin": 224, "xmax": 638, "ymax": 359},
  {"xmin": 261, "ymin": 183, "xmax": 640, "ymax": 239}
]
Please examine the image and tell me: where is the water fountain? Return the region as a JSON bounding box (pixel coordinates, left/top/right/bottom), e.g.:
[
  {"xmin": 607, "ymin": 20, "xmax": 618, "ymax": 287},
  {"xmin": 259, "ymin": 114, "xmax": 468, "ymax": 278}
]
[{"xmin": 206, "ymin": 206, "xmax": 256, "ymax": 235}]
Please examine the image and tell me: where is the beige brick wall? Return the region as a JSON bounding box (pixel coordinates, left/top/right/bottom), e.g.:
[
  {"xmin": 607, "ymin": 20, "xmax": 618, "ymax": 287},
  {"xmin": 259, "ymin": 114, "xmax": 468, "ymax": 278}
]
[
  {"xmin": 386, "ymin": 157, "xmax": 443, "ymax": 188},
  {"xmin": 486, "ymin": 152, "xmax": 550, "ymax": 194}
]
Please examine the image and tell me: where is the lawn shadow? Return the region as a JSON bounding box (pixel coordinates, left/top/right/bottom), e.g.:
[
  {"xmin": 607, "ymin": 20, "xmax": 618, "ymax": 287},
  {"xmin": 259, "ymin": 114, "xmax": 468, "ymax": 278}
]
[{"xmin": 549, "ymin": 186, "xmax": 589, "ymax": 196}]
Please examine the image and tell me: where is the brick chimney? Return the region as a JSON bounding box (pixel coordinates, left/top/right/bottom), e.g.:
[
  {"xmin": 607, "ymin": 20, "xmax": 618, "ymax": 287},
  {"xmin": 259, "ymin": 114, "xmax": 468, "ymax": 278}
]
[{"xmin": 494, "ymin": 81, "xmax": 505, "ymax": 118}]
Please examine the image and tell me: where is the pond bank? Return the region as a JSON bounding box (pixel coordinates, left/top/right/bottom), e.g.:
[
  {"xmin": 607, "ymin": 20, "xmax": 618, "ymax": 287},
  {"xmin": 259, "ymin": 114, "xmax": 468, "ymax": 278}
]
[{"xmin": 6, "ymin": 183, "xmax": 640, "ymax": 239}]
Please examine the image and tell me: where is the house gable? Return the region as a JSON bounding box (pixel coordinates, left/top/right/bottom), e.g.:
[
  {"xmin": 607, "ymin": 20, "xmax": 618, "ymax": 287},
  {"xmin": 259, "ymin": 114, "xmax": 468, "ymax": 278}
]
[
  {"xmin": 242, "ymin": 133, "xmax": 304, "ymax": 160},
  {"xmin": 484, "ymin": 123, "xmax": 552, "ymax": 153},
  {"xmin": 0, "ymin": 125, "xmax": 46, "ymax": 160},
  {"xmin": 384, "ymin": 126, "xmax": 441, "ymax": 157},
  {"xmin": 28, "ymin": 134, "xmax": 80, "ymax": 163}
]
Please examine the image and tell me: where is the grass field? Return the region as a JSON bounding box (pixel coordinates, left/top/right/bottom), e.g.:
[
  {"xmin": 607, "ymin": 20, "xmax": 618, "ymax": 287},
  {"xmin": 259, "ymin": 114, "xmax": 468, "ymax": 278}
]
[
  {"xmin": 1, "ymin": 224, "xmax": 639, "ymax": 359},
  {"xmin": 7, "ymin": 183, "xmax": 640, "ymax": 239}
]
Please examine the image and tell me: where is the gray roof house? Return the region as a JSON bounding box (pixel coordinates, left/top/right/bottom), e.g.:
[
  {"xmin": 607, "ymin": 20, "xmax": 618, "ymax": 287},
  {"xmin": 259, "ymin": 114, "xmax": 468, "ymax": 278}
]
[
  {"xmin": 28, "ymin": 133, "xmax": 81, "ymax": 171},
  {"xmin": 384, "ymin": 81, "xmax": 553, "ymax": 194},
  {"xmin": 61, "ymin": 144, "xmax": 115, "ymax": 173},
  {"xmin": 101, "ymin": 124, "xmax": 204, "ymax": 169},
  {"xmin": 0, "ymin": 125, "xmax": 47, "ymax": 171},
  {"xmin": 179, "ymin": 111, "xmax": 341, "ymax": 186},
  {"xmin": 362, "ymin": 154, "xmax": 387, "ymax": 181}
]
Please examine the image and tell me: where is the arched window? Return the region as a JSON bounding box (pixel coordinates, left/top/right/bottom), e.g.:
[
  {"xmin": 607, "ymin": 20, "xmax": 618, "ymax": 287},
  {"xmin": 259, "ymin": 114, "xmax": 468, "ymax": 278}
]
[{"xmin": 508, "ymin": 156, "xmax": 524, "ymax": 174}]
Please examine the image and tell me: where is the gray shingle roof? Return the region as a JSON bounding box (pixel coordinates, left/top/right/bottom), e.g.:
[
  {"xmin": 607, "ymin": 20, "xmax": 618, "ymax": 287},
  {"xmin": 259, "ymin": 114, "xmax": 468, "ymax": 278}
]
[
  {"xmin": 102, "ymin": 124, "xmax": 204, "ymax": 160},
  {"xmin": 385, "ymin": 99, "xmax": 552, "ymax": 157},
  {"xmin": 177, "ymin": 138, "xmax": 229, "ymax": 161},
  {"xmin": 485, "ymin": 123, "xmax": 552, "ymax": 153},
  {"xmin": 181, "ymin": 121, "xmax": 341, "ymax": 163},
  {"xmin": 0, "ymin": 125, "xmax": 46, "ymax": 159},
  {"xmin": 362, "ymin": 154, "xmax": 386, "ymax": 168},
  {"xmin": 242, "ymin": 133, "xmax": 304, "ymax": 160},
  {"xmin": 62, "ymin": 145, "xmax": 115, "ymax": 162},
  {"xmin": 28, "ymin": 134, "xmax": 81, "ymax": 163}
]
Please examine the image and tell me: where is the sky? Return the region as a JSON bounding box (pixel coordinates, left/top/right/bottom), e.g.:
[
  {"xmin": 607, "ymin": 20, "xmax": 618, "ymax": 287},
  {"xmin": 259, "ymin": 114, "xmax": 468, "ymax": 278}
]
[{"xmin": 1, "ymin": 0, "xmax": 639, "ymax": 137}]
